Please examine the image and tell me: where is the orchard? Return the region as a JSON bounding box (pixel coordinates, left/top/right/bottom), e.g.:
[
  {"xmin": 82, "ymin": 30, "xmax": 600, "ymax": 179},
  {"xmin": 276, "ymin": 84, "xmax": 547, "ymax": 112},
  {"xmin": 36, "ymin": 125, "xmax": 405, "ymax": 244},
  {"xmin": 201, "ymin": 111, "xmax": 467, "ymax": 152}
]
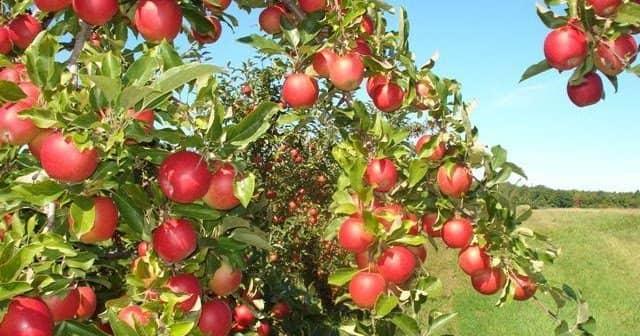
[{"xmin": 1, "ymin": 0, "xmax": 632, "ymax": 335}]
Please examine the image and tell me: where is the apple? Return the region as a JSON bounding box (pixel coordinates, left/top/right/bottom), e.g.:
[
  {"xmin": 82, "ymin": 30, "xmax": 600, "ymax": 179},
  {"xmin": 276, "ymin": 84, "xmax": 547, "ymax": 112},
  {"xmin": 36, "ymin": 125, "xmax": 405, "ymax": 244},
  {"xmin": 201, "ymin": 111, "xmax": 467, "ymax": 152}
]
[
  {"xmin": 0, "ymin": 296, "xmax": 54, "ymax": 336},
  {"xmin": 329, "ymin": 52, "xmax": 365, "ymax": 91},
  {"xmin": 414, "ymin": 80, "xmax": 432, "ymax": 109},
  {"xmin": 42, "ymin": 288, "xmax": 80, "ymax": 321},
  {"xmin": 168, "ymin": 273, "xmax": 201, "ymax": 312},
  {"xmin": 407, "ymin": 244, "xmax": 427, "ymax": 263},
  {"xmin": 377, "ymin": 246, "xmax": 417, "ymax": 284},
  {"xmin": 353, "ymin": 38, "xmax": 372, "ymax": 56},
  {"xmin": 137, "ymin": 241, "xmax": 150, "ymax": 257},
  {"xmin": 513, "ymin": 274, "xmax": 537, "ymax": 301},
  {"xmin": 312, "ymin": 48, "xmax": 336, "ymax": 78},
  {"xmin": 348, "ymin": 272, "xmax": 386, "ymax": 309},
  {"xmin": 158, "ymin": 151, "xmax": 211, "ymax": 203},
  {"xmin": 0, "ymin": 64, "xmax": 28, "ymax": 83},
  {"xmin": 199, "ymin": 299, "xmax": 233, "ymax": 336},
  {"xmin": 373, "ymin": 203, "xmax": 404, "ymax": 231},
  {"xmin": 152, "ymin": 218, "xmax": 198, "ymax": 263},
  {"xmin": 209, "ymin": 262, "xmax": 242, "ymax": 296},
  {"xmin": 0, "ymin": 102, "xmax": 41, "ymax": 145},
  {"xmin": 458, "ymin": 245, "xmax": 491, "ymax": 276},
  {"xmin": 259, "ymin": 5, "xmax": 287, "ymax": 34},
  {"xmin": 567, "ymin": 72, "xmax": 603, "ymax": 107},
  {"xmin": 282, "ymin": 73, "xmax": 319, "ymax": 109},
  {"xmin": 299, "ymin": 0, "xmax": 326, "ymax": 13},
  {"xmin": 134, "ymin": 0, "xmax": 183, "ymax": 42},
  {"xmin": 366, "ymin": 74, "xmax": 389, "ymax": 97},
  {"xmin": 18, "ymin": 81, "xmax": 42, "ymax": 106},
  {"xmin": 436, "ymin": 164, "xmax": 472, "ymax": 198},
  {"xmin": 544, "ymin": 24, "xmax": 588, "ymax": 70},
  {"xmin": 354, "ymin": 251, "xmax": 377, "ymax": 271},
  {"xmin": 128, "ymin": 108, "xmax": 155, "ymax": 132},
  {"xmin": 586, "ymin": 0, "xmax": 622, "ymax": 17},
  {"xmin": 39, "ymin": 131, "xmax": 99, "ymax": 183},
  {"xmin": 271, "ymin": 301, "xmax": 290, "ymax": 319},
  {"xmin": 360, "ymin": 15, "xmax": 374, "ymax": 36},
  {"xmin": 8, "ymin": 14, "xmax": 42, "ymax": 50},
  {"xmin": 257, "ymin": 320, "xmax": 272, "ymax": 336},
  {"xmin": 0, "ymin": 27, "xmax": 13, "ymax": 55},
  {"xmin": 118, "ymin": 305, "xmax": 151, "ymax": 328},
  {"xmin": 76, "ymin": 286, "xmax": 97, "ymax": 320},
  {"xmin": 68, "ymin": 196, "xmax": 119, "ymax": 243},
  {"xmin": 34, "ymin": 0, "xmax": 71, "ymax": 12},
  {"xmin": 594, "ymin": 34, "xmax": 638, "ymax": 76},
  {"xmin": 471, "ymin": 267, "xmax": 506, "ymax": 295},
  {"xmin": 415, "ymin": 135, "xmax": 446, "ymax": 160},
  {"xmin": 193, "ymin": 16, "xmax": 222, "ymax": 44},
  {"xmin": 205, "ymin": 0, "xmax": 231, "ymax": 11},
  {"xmin": 338, "ymin": 215, "xmax": 374, "ymax": 253},
  {"xmin": 202, "ymin": 162, "xmax": 241, "ymax": 210},
  {"xmin": 234, "ymin": 304, "xmax": 255, "ymax": 328},
  {"xmin": 365, "ymin": 158, "xmax": 398, "ymax": 192},
  {"xmin": 442, "ymin": 217, "xmax": 474, "ymax": 248},
  {"xmin": 422, "ymin": 212, "xmax": 441, "ymax": 237},
  {"xmin": 88, "ymin": 32, "xmax": 101, "ymax": 47},
  {"xmin": 372, "ymin": 82, "xmax": 405, "ymax": 112},
  {"xmin": 72, "ymin": 0, "xmax": 119, "ymax": 26}
]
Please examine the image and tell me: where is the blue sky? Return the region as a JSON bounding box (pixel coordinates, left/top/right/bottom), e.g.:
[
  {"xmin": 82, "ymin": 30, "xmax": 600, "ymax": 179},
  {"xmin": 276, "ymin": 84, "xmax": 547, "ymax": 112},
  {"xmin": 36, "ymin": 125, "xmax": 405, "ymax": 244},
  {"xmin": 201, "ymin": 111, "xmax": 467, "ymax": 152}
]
[{"xmin": 195, "ymin": 1, "xmax": 640, "ymax": 192}]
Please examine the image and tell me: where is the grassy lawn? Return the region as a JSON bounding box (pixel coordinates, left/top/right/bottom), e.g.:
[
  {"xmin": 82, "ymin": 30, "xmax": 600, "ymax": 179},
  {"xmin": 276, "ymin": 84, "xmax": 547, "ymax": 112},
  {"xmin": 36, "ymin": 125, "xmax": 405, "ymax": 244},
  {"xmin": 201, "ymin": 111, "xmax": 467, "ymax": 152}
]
[{"xmin": 423, "ymin": 209, "xmax": 640, "ymax": 336}]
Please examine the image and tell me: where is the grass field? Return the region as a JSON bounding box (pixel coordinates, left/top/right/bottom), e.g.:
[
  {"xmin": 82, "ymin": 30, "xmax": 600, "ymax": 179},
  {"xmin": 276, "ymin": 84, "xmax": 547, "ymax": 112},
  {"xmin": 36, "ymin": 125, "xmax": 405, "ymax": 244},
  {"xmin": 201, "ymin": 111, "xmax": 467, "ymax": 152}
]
[{"xmin": 424, "ymin": 209, "xmax": 640, "ymax": 336}]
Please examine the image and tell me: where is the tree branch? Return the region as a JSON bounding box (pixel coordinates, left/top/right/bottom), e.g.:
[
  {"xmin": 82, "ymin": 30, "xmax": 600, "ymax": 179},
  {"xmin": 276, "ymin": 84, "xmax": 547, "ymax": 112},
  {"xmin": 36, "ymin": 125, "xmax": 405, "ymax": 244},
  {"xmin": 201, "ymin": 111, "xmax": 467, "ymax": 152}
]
[
  {"xmin": 281, "ymin": 0, "xmax": 306, "ymax": 21},
  {"xmin": 44, "ymin": 202, "xmax": 56, "ymax": 231},
  {"xmin": 68, "ymin": 22, "xmax": 91, "ymax": 73}
]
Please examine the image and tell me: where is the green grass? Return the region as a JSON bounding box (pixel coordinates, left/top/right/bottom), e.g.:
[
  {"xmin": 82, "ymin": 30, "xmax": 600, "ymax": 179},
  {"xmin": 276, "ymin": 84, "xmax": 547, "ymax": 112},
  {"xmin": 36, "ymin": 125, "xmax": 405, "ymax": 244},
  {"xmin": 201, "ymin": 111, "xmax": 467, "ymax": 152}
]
[{"xmin": 423, "ymin": 209, "xmax": 640, "ymax": 336}]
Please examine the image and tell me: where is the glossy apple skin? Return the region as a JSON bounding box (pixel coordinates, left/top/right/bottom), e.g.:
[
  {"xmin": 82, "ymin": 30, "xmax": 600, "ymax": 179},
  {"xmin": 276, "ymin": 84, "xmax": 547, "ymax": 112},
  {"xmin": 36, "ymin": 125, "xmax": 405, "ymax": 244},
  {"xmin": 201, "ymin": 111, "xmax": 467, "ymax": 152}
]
[
  {"xmin": 348, "ymin": 272, "xmax": 386, "ymax": 309},
  {"xmin": 338, "ymin": 215, "xmax": 374, "ymax": 253},
  {"xmin": 69, "ymin": 196, "xmax": 119, "ymax": 243},
  {"xmin": 422, "ymin": 212, "xmax": 441, "ymax": 237},
  {"xmin": 436, "ymin": 164, "xmax": 473, "ymax": 198},
  {"xmin": 353, "ymin": 38, "xmax": 372, "ymax": 56},
  {"xmin": 0, "ymin": 102, "xmax": 41, "ymax": 145},
  {"xmin": 199, "ymin": 299, "xmax": 233, "ymax": 336},
  {"xmin": 72, "ymin": 0, "xmax": 119, "ymax": 26},
  {"xmin": 365, "ymin": 158, "xmax": 398, "ymax": 192},
  {"xmin": 313, "ymin": 49, "xmax": 336, "ymax": 77},
  {"xmin": 458, "ymin": 245, "xmax": 491, "ymax": 276},
  {"xmin": 376, "ymin": 246, "xmax": 417, "ymax": 284},
  {"xmin": 299, "ymin": 0, "xmax": 326, "ymax": 13},
  {"xmin": 168, "ymin": 273, "xmax": 201, "ymax": 312},
  {"xmin": 35, "ymin": 0, "xmax": 71, "ymax": 12},
  {"xmin": 329, "ymin": 52, "xmax": 365, "ymax": 91},
  {"xmin": 373, "ymin": 203, "xmax": 404, "ymax": 231},
  {"xmin": 193, "ymin": 16, "xmax": 222, "ymax": 44},
  {"xmin": 39, "ymin": 132, "xmax": 99, "ymax": 183},
  {"xmin": 75, "ymin": 286, "xmax": 97, "ymax": 320},
  {"xmin": 118, "ymin": 305, "xmax": 151, "ymax": 328},
  {"xmin": 0, "ymin": 296, "xmax": 54, "ymax": 336},
  {"xmin": 0, "ymin": 27, "xmax": 13, "ymax": 55},
  {"xmin": 158, "ymin": 151, "xmax": 211, "ymax": 203},
  {"xmin": 202, "ymin": 162, "xmax": 241, "ymax": 210},
  {"xmin": 271, "ymin": 301, "xmax": 290, "ymax": 319},
  {"xmin": 594, "ymin": 34, "xmax": 638, "ymax": 76},
  {"xmin": 360, "ymin": 15, "xmax": 374, "ymax": 36},
  {"xmin": 209, "ymin": 262, "xmax": 243, "ymax": 296},
  {"xmin": 128, "ymin": 108, "xmax": 155, "ymax": 131},
  {"xmin": 0, "ymin": 64, "xmax": 29, "ymax": 83},
  {"xmin": 134, "ymin": 0, "xmax": 183, "ymax": 42},
  {"xmin": 372, "ymin": 83, "xmax": 405, "ymax": 112},
  {"xmin": 567, "ymin": 72, "xmax": 603, "ymax": 107},
  {"xmin": 259, "ymin": 5, "xmax": 287, "ymax": 34},
  {"xmin": 234, "ymin": 304, "xmax": 255, "ymax": 328},
  {"xmin": 282, "ymin": 73, "xmax": 319, "ymax": 109},
  {"xmin": 442, "ymin": 218, "xmax": 474, "ymax": 249},
  {"xmin": 42, "ymin": 288, "xmax": 80, "ymax": 322},
  {"xmin": 416, "ymin": 135, "xmax": 446, "ymax": 160},
  {"xmin": 152, "ymin": 218, "xmax": 198, "ymax": 263},
  {"xmin": 471, "ymin": 267, "xmax": 506, "ymax": 295},
  {"xmin": 8, "ymin": 14, "xmax": 42, "ymax": 50},
  {"xmin": 544, "ymin": 25, "xmax": 588, "ymax": 70},
  {"xmin": 513, "ymin": 274, "xmax": 538, "ymax": 301},
  {"xmin": 18, "ymin": 81, "xmax": 42, "ymax": 106},
  {"xmin": 586, "ymin": 0, "xmax": 622, "ymax": 17},
  {"xmin": 257, "ymin": 320, "xmax": 272, "ymax": 336},
  {"xmin": 366, "ymin": 74, "xmax": 389, "ymax": 97}
]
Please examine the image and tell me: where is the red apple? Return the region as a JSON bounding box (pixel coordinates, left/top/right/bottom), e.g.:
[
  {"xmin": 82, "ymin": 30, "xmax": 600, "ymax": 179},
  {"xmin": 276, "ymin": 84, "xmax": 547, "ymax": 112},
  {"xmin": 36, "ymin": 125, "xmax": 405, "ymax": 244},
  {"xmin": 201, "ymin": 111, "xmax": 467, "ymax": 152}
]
[
  {"xmin": 259, "ymin": 5, "xmax": 287, "ymax": 34},
  {"xmin": 353, "ymin": 38, "xmax": 372, "ymax": 56},
  {"xmin": 329, "ymin": 52, "xmax": 365, "ymax": 91},
  {"xmin": 360, "ymin": 15, "xmax": 374, "ymax": 36},
  {"xmin": 202, "ymin": 162, "xmax": 241, "ymax": 210},
  {"xmin": 0, "ymin": 27, "xmax": 13, "ymax": 55},
  {"xmin": 458, "ymin": 245, "xmax": 491, "ymax": 276},
  {"xmin": 168, "ymin": 273, "xmax": 201, "ymax": 312},
  {"xmin": 471, "ymin": 267, "xmax": 506, "ymax": 295},
  {"xmin": 0, "ymin": 102, "xmax": 41, "ymax": 145},
  {"xmin": 349, "ymin": 272, "xmax": 386, "ymax": 309},
  {"xmin": 158, "ymin": 151, "xmax": 211, "ymax": 203},
  {"xmin": 312, "ymin": 48, "xmax": 336, "ymax": 78},
  {"xmin": 586, "ymin": 0, "xmax": 622, "ymax": 17},
  {"xmin": 414, "ymin": 80, "xmax": 433, "ymax": 109},
  {"xmin": 39, "ymin": 131, "xmax": 99, "ymax": 183},
  {"xmin": 152, "ymin": 218, "xmax": 198, "ymax": 263},
  {"xmin": 128, "ymin": 108, "xmax": 155, "ymax": 132},
  {"xmin": 42, "ymin": 288, "xmax": 80, "ymax": 321},
  {"xmin": 271, "ymin": 301, "xmax": 290, "ymax": 319},
  {"xmin": 72, "ymin": 0, "xmax": 119, "ymax": 26},
  {"xmin": 338, "ymin": 215, "xmax": 374, "ymax": 253},
  {"xmin": 373, "ymin": 203, "xmax": 404, "ymax": 231},
  {"xmin": 76, "ymin": 286, "xmax": 97, "ymax": 320},
  {"xmin": 407, "ymin": 244, "xmax": 427, "ymax": 263},
  {"xmin": 199, "ymin": 299, "xmax": 232, "ymax": 336},
  {"xmin": 513, "ymin": 274, "xmax": 538, "ymax": 301},
  {"xmin": 594, "ymin": 34, "xmax": 638, "ymax": 76},
  {"xmin": 416, "ymin": 135, "xmax": 446, "ymax": 160},
  {"xmin": 18, "ymin": 81, "xmax": 42, "ymax": 106},
  {"xmin": 205, "ymin": 0, "xmax": 231, "ymax": 11},
  {"xmin": 257, "ymin": 320, "xmax": 272, "ymax": 336},
  {"xmin": 134, "ymin": 0, "xmax": 183, "ymax": 42},
  {"xmin": 193, "ymin": 16, "xmax": 222, "ymax": 44},
  {"xmin": 209, "ymin": 262, "xmax": 242, "ymax": 296},
  {"xmin": 137, "ymin": 241, "xmax": 150, "ymax": 257},
  {"xmin": 118, "ymin": 305, "xmax": 151, "ymax": 328},
  {"xmin": 0, "ymin": 64, "xmax": 28, "ymax": 83},
  {"xmin": 299, "ymin": 0, "xmax": 326, "ymax": 13},
  {"xmin": 442, "ymin": 217, "xmax": 474, "ymax": 248},
  {"xmin": 377, "ymin": 246, "xmax": 417, "ymax": 284},
  {"xmin": 365, "ymin": 158, "xmax": 398, "ymax": 192},
  {"xmin": 544, "ymin": 24, "xmax": 588, "ymax": 70},
  {"xmin": 282, "ymin": 73, "xmax": 319, "ymax": 109},
  {"xmin": 355, "ymin": 251, "xmax": 377, "ymax": 271},
  {"xmin": 8, "ymin": 14, "xmax": 42, "ymax": 50},
  {"xmin": 234, "ymin": 304, "xmax": 255, "ymax": 328},
  {"xmin": 35, "ymin": 0, "xmax": 71, "ymax": 12},
  {"xmin": 372, "ymin": 82, "xmax": 405, "ymax": 112},
  {"xmin": 69, "ymin": 196, "xmax": 119, "ymax": 243},
  {"xmin": 567, "ymin": 72, "xmax": 603, "ymax": 107},
  {"xmin": 421, "ymin": 212, "xmax": 441, "ymax": 237},
  {"xmin": 366, "ymin": 74, "xmax": 389, "ymax": 97},
  {"xmin": 437, "ymin": 164, "xmax": 472, "ymax": 198},
  {"xmin": 0, "ymin": 296, "xmax": 54, "ymax": 336}
]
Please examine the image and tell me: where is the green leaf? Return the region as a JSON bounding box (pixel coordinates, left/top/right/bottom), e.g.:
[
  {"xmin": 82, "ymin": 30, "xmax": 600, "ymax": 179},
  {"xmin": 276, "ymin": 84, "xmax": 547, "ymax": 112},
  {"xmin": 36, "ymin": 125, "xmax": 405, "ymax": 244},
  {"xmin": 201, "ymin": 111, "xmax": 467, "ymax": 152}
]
[
  {"xmin": 390, "ymin": 314, "xmax": 420, "ymax": 336},
  {"xmin": 328, "ymin": 268, "xmax": 359, "ymax": 286},
  {"xmin": 491, "ymin": 145, "xmax": 507, "ymax": 168},
  {"xmin": 143, "ymin": 63, "xmax": 221, "ymax": 108},
  {"xmin": 614, "ymin": 2, "xmax": 640, "ymax": 25},
  {"xmin": 408, "ymin": 159, "xmax": 429, "ymax": 188},
  {"xmin": 112, "ymin": 190, "xmax": 145, "ymax": 240},
  {"xmin": 233, "ymin": 173, "xmax": 256, "ymax": 208},
  {"xmin": 0, "ymin": 244, "xmax": 43, "ymax": 282},
  {"xmin": 520, "ymin": 60, "xmax": 552, "ymax": 82},
  {"xmin": 536, "ymin": 4, "xmax": 568, "ymax": 29},
  {"xmin": 168, "ymin": 321, "xmax": 195, "ymax": 336},
  {"xmin": 0, "ymin": 80, "xmax": 27, "ymax": 103},
  {"xmin": 224, "ymin": 101, "xmax": 280, "ymax": 148},
  {"xmin": 11, "ymin": 181, "xmax": 65, "ymax": 206},
  {"xmin": 124, "ymin": 55, "xmax": 159, "ymax": 86},
  {"xmin": 55, "ymin": 321, "xmax": 111, "ymax": 335},
  {"xmin": 230, "ymin": 228, "xmax": 270, "ymax": 250},
  {"xmin": 237, "ymin": 34, "xmax": 287, "ymax": 55},
  {"xmin": 427, "ymin": 312, "xmax": 458, "ymax": 335},
  {"xmin": 375, "ymin": 294, "xmax": 398, "ymax": 318},
  {"xmin": 69, "ymin": 197, "xmax": 97, "ymax": 238},
  {"xmin": 86, "ymin": 75, "xmax": 122, "ymax": 103},
  {"xmin": 0, "ymin": 282, "xmax": 32, "ymax": 300},
  {"xmin": 172, "ymin": 204, "xmax": 223, "ymax": 221}
]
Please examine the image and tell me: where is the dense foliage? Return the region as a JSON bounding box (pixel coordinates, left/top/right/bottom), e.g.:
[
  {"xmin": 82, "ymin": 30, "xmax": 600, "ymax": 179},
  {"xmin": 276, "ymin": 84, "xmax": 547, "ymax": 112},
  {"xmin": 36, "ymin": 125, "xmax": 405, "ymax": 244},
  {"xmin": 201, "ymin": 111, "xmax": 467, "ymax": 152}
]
[{"xmin": 504, "ymin": 184, "xmax": 640, "ymax": 209}]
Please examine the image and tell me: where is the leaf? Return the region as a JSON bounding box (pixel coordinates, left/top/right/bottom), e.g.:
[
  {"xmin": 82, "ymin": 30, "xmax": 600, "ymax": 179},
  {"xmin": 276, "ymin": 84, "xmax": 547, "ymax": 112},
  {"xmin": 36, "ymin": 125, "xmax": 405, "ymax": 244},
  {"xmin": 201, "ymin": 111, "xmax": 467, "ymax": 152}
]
[
  {"xmin": 143, "ymin": 63, "xmax": 221, "ymax": 108},
  {"xmin": 0, "ymin": 244, "xmax": 43, "ymax": 282},
  {"xmin": 427, "ymin": 312, "xmax": 458, "ymax": 335},
  {"xmin": 233, "ymin": 173, "xmax": 256, "ymax": 208},
  {"xmin": 169, "ymin": 321, "xmax": 195, "ymax": 336},
  {"xmin": 408, "ymin": 159, "xmax": 429, "ymax": 188},
  {"xmin": 69, "ymin": 197, "xmax": 97, "ymax": 238},
  {"xmin": 230, "ymin": 228, "xmax": 270, "ymax": 250},
  {"xmin": 536, "ymin": 4, "xmax": 568, "ymax": 29},
  {"xmin": 112, "ymin": 190, "xmax": 145, "ymax": 240},
  {"xmin": 614, "ymin": 2, "xmax": 640, "ymax": 25},
  {"xmin": 374, "ymin": 294, "xmax": 398, "ymax": 318},
  {"xmin": 0, "ymin": 282, "xmax": 32, "ymax": 300},
  {"xmin": 237, "ymin": 34, "xmax": 286, "ymax": 55},
  {"xmin": 172, "ymin": 204, "xmax": 223, "ymax": 221},
  {"xmin": 0, "ymin": 80, "xmax": 27, "ymax": 103},
  {"xmin": 520, "ymin": 60, "xmax": 552, "ymax": 82},
  {"xmin": 491, "ymin": 145, "xmax": 507, "ymax": 168},
  {"xmin": 224, "ymin": 101, "xmax": 280, "ymax": 148},
  {"xmin": 11, "ymin": 180, "xmax": 65, "ymax": 206},
  {"xmin": 55, "ymin": 320, "xmax": 111, "ymax": 336},
  {"xmin": 86, "ymin": 75, "xmax": 122, "ymax": 103},
  {"xmin": 390, "ymin": 314, "xmax": 420, "ymax": 336},
  {"xmin": 328, "ymin": 268, "xmax": 359, "ymax": 286}
]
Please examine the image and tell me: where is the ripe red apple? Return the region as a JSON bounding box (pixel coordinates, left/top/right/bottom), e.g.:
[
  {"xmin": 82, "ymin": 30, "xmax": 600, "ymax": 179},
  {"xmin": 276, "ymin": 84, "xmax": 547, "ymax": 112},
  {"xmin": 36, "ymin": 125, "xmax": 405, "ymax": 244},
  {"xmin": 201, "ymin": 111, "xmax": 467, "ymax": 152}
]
[
  {"xmin": 373, "ymin": 203, "xmax": 403, "ymax": 231},
  {"xmin": 458, "ymin": 245, "xmax": 491, "ymax": 276},
  {"xmin": 352, "ymin": 38, "xmax": 372, "ymax": 56},
  {"xmin": 0, "ymin": 27, "xmax": 13, "ymax": 55},
  {"xmin": 544, "ymin": 24, "xmax": 588, "ymax": 70},
  {"xmin": 257, "ymin": 320, "xmax": 272, "ymax": 336},
  {"xmin": 75, "ymin": 286, "xmax": 97, "ymax": 320},
  {"xmin": 414, "ymin": 80, "xmax": 432, "ymax": 109},
  {"xmin": 118, "ymin": 305, "xmax": 151, "ymax": 328},
  {"xmin": 205, "ymin": 0, "xmax": 231, "ymax": 11},
  {"xmin": 209, "ymin": 262, "xmax": 242, "ymax": 296},
  {"xmin": 372, "ymin": 82, "xmax": 405, "ymax": 112},
  {"xmin": 377, "ymin": 246, "xmax": 417, "ymax": 284},
  {"xmin": 137, "ymin": 241, "xmax": 150, "ymax": 256},
  {"xmin": 234, "ymin": 304, "xmax": 255, "ymax": 328},
  {"xmin": 436, "ymin": 164, "xmax": 472, "ymax": 198},
  {"xmin": 594, "ymin": 34, "xmax": 638, "ymax": 76},
  {"xmin": 422, "ymin": 212, "xmax": 441, "ymax": 237},
  {"xmin": 407, "ymin": 244, "xmax": 427, "ymax": 263},
  {"xmin": 69, "ymin": 196, "xmax": 119, "ymax": 243},
  {"xmin": 349, "ymin": 272, "xmax": 386, "ymax": 309},
  {"xmin": 312, "ymin": 48, "xmax": 336, "ymax": 78},
  {"xmin": 134, "ymin": 0, "xmax": 183, "ymax": 42},
  {"xmin": 0, "ymin": 64, "xmax": 28, "ymax": 83},
  {"xmin": 282, "ymin": 73, "xmax": 319, "ymax": 109},
  {"xmin": 442, "ymin": 217, "xmax": 474, "ymax": 248},
  {"xmin": 471, "ymin": 267, "xmax": 506, "ymax": 295},
  {"xmin": 271, "ymin": 301, "xmax": 290, "ymax": 319},
  {"xmin": 567, "ymin": 72, "xmax": 603, "ymax": 107},
  {"xmin": 168, "ymin": 273, "xmax": 201, "ymax": 312},
  {"xmin": 35, "ymin": 0, "xmax": 71, "ymax": 12},
  {"xmin": 329, "ymin": 52, "xmax": 365, "ymax": 91},
  {"xmin": 365, "ymin": 158, "xmax": 398, "ymax": 192},
  {"xmin": 42, "ymin": 288, "xmax": 80, "ymax": 321},
  {"xmin": 152, "ymin": 218, "xmax": 198, "ymax": 263},
  {"xmin": 338, "ymin": 215, "xmax": 374, "ymax": 253},
  {"xmin": 72, "ymin": 0, "xmax": 119, "ymax": 26},
  {"xmin": 193, "ymin": 16, "xmax": 222, "ymax": 44},
  {"xmin": 416, "ymin": 135, "xmax": 446, "ymax": 160},
  {"xmin": 39, "ymin": 131, "xmax": 99, "ymax": 183},
  {"xmin": 158, "ymin": 151, "xmax": 211, "ymax": 203},
  {"xmin": 366, "ymin": 74, "xmax": 389, "ymax": 97},
  {"xmin": 354, "ymin": 251, "xmax": 377, "ymax": 271},
  {"xmin": 0, "ymin": 102, "xmax": 41, "ymax": 145},
  {"xmin": 513, "ymin": 274, "xmax": 537, "ymax": 301},
  {"xmin": 360, "ymin": 15, "xmax": 374, "ymax": 36},
  {"xmin": 586, "ymin": 0, "xmax": 622, "ymax": 16},
  {"xmin": 128, "ymin": 108, "xmax": 155, "ymax": 132},
  {"xmin": 8, "ymin": 14, "xmax": 42, "ymax": 50},
  {"xmin": 299, "ymin": 0, "xmax": 326, "ymax": 13},
  {"xmin": 202, "ymin": 162, "xmax": 241, "ymax": 210},
  {"xmin": 199, "ymin": 299, "xmax": 232, "ymax": 336},
  {"xmin": 0, "ymin": 296, "xmax": 54, "ymax": 336},
  {"xmin": 259, "ymin": 5, "xmax": 287, "ymax": 34},
  {"xmin": 18, "ymin": 81, "xmax": 42, "ymax": 106}
]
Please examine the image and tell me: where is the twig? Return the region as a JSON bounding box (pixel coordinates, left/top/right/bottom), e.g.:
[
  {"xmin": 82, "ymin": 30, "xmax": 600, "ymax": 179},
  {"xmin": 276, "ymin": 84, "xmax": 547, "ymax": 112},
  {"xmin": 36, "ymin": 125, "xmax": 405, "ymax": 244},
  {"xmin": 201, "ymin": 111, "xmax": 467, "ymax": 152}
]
[
  {"xmin": 44, "ymin": 202, "xmax": 56, "ymax": 231},
  {"xmin": 281, "ymin": 0, "xmax": 306, "ymax": 21},
  {"xmin": 67, "ymin": 21, "xmax": 91, "ymax": 79}
]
